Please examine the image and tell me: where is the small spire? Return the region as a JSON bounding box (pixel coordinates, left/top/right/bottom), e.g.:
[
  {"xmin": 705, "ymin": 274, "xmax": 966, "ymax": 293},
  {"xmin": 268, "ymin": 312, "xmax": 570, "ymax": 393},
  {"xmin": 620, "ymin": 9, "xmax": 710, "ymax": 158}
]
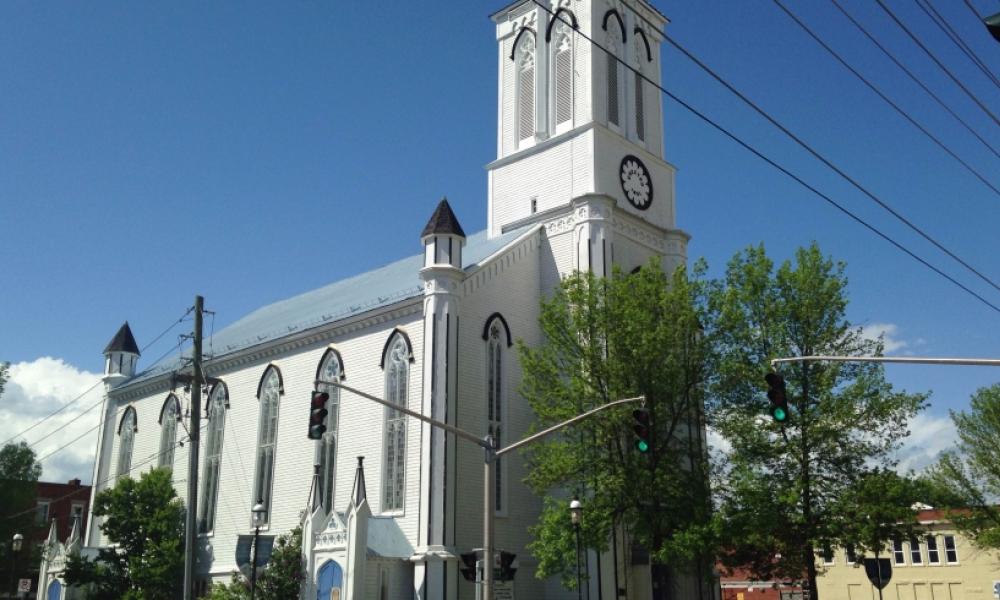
[
  {"xmin": 308, "ymin": 464, "xmax": 323, "ymax": 513},
  {"xmin": 67, "ymin": 513, "xmax": 81, "ymax": 546},
  {"xmin": 46, "ymin": 518, "xmax": 58, "ymax": 547},
  {"xmin": 352, "ymin": 456, "xmax": 367, "ymax": 507},
  {"xmin": 103, "ymin": 322, "xmax": 140, "ymax": 355},
  {"xmin": 421, "ymin": 198, "xmax": 466, "ymax": 239}
]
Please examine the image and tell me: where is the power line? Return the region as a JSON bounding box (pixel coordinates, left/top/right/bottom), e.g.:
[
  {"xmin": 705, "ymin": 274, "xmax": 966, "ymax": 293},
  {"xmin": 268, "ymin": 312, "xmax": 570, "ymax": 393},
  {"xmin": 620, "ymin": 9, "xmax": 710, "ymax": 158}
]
[
  {"xmin": 915, "ymin": 0, "xmax": 1000, "ymax": 90},
  {"xmin": 0, "ymin": 307, "xmax": 194, "ymax": 448},
  {"xmin": 875, "ymin": 0, "xmax": 1000, "ymax": 128},
  {"xmin": 530, "ymin": 0, "xmax": 1000, "ymax": 314},
  {"xmin": 772, "ymin": 0, "xmax": 1000, "ymax": 200},
  {"xmin": 828, "ymin": 0, "xmax": 1000, "ymax": 162},
  {"xmin": 27, "ymin": 397, "xmax": 104, "ymax": 449},
  {"xmin": 656, "ymin": 31, "xmax": 1000, "ymax": 295}
]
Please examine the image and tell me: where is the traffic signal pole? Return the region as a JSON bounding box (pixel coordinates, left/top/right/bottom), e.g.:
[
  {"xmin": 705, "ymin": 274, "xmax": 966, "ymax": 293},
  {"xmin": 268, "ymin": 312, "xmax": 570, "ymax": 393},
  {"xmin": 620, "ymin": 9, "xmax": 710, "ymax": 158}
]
[{"xmin": 323, "ymin": 380, "xmax": 643, "ymax": 600}]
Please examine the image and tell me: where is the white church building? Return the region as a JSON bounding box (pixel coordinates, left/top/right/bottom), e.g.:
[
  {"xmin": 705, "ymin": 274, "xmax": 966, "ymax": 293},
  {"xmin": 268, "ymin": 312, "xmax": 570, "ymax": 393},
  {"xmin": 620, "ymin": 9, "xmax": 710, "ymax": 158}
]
[{"xmin": 38, "ymin": 0, "xmax": 696, "ymax": 598}]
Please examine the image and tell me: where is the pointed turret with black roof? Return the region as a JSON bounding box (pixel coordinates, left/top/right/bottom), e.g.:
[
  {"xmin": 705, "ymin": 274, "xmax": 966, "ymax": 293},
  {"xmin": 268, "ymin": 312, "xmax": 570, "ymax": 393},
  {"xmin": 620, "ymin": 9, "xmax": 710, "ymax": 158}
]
[
  {"xmin": 104, "ymin": 321, "xmax": 139, "ymax": 378},
  {"xmin": 420, "ymin": 198, "xmax": 466, "ymax": 271}
]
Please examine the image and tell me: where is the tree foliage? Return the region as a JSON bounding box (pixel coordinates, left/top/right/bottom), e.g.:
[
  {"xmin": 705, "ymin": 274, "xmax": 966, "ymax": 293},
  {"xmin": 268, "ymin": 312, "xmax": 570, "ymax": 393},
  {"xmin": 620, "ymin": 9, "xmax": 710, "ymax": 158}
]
[
  {"xmin": 0, "ymin": 439, "xmax": 42, "ymax": 582},
  {"xmin": 518, "ymin": 261, "xmax": 714, "ymax": 593},
  {"xmin": 708, "ymin": 243, "xmax": 927, "ymax": 598},
  {"xmin": 64, "ymin": 468, "xmax": 185, "ymax": 600},
  {"xmin": 926, "ymin": 383, "xmax": 1000, "ymax": 552},
  {"xmin": 204, "ymin": 527, "xmax": 303, "ymax": 600}
]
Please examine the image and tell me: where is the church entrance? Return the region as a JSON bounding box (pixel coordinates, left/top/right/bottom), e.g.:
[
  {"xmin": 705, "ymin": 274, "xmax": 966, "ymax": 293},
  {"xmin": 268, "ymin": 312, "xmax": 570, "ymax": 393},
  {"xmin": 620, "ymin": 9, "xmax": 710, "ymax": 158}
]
[{"xmin": 316, "ymin": 560, "xmax": 344, "ymax": 600}]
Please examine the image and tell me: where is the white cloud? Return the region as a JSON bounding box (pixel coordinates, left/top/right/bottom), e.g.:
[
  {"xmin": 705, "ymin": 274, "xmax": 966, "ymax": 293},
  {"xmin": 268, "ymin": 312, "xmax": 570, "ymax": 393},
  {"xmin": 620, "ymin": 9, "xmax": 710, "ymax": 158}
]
[
  {"xmin": 1, "ymin": 357, "xmax": 103, "ymax": 484},
  {"xmin": 860, "ymin": 322, "xmax": 909, "ymax": 353},
  {"xmin": 893, "ymin": 413, "xmax": 958, "ymax": 474}
]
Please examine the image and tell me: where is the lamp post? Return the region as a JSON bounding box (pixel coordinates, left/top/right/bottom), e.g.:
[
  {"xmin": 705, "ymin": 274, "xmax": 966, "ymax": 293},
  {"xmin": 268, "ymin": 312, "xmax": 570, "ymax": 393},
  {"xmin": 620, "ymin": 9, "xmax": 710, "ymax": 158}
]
[
  {"xmin": 8, "ymin": 533, "xmax": 23, "ymax": 599},
  {"xmin": 569, "ymin": 498, "xmax": 583, "ymax": 600},
  {"xmin": 250, "ymin": 501, "xmax": 266, "ymax": 600}
]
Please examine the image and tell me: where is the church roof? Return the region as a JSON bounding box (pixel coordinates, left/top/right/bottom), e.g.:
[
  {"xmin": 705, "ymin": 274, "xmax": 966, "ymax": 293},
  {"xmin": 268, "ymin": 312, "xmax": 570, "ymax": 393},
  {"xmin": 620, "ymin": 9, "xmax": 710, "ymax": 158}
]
[
  {"xmin": 104, "ymin": 322, "xmax": 140, "ymax": 355},
  {"xmin": 420, "ymin": 198, "xmax": 466, "ymax": 238},
  {"xmin": 118, "ymin": 225, "xmax": 535, "ymax": 389}
]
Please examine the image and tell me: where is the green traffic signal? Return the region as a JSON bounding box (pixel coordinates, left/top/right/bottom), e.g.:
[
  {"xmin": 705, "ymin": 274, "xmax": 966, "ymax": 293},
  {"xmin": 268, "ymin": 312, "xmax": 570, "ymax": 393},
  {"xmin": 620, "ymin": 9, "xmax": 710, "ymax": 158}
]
[
  {"xmin": 636, "ymin": 439, "xmax": 650, "ymax": 453},
  {"xmin": 765, "ymin": 372, "xmax": 790, "ymax": 424},
  {"xmin": 632, "ymin": 408, "xmax": 651, "ymax": 453},
  {"xmin": 771, "ymin": 405, "xmax": 788, "ymax": 423}
]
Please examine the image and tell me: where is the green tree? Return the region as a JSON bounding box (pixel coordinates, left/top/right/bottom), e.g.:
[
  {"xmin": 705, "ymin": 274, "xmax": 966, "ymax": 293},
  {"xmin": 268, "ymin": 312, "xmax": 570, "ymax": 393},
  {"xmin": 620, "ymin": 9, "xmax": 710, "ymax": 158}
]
[
  {"xmin": 64, "ymin": 468, "xmax": 184, "ymax": 600},
  {"xmin": 926, "ymin": 383, "xmax": 1000, "ymax": 552},
  {"xmin": 708, "ymin": 243, "xmax": 927, "ymax": 599},
  {"xmin": 204, "ymin": 527, "xmax": 303, "ymax": 600},
  {"xmin": 518, "ymin": 261, "xmax": 714, "ymax": 596},
  {"xmin": 0, "ymin": 439, "xmax": 43, "ymax": 589}
]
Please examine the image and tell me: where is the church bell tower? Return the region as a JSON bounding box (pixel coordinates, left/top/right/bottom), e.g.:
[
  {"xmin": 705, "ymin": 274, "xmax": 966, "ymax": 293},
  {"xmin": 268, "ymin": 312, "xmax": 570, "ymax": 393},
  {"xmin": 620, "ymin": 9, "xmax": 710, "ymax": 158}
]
[{"xmin": 487, "ymin": 0, "xmax": 687, "ymax": 276}]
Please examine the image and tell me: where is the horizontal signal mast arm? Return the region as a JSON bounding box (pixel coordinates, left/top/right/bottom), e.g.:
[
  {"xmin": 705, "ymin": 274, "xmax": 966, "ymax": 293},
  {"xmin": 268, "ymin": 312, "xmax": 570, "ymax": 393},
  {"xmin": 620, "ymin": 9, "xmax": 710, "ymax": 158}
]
[{"xmin": 771, "ymin": 356, "xmax": 1000, "ymax": 367}]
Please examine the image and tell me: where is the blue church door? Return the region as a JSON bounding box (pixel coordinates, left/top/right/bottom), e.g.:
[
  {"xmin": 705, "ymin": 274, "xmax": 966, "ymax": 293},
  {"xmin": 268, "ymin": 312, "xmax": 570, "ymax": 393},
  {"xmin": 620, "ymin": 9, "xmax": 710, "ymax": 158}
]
[
  {"xmin": 47, "ymin": 580, "xmax": 62, "ymax": 600},
  {"xmin": 316, "ymin": 560, "xmax": 344, "ymax": 600}
]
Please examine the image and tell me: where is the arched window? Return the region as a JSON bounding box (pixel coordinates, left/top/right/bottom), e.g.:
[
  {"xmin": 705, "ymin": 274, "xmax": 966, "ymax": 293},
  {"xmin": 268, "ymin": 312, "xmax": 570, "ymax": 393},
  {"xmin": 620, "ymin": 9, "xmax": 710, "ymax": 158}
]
[
  {"xmin": 514, "ymin": 29, "xmax": 536, "ymax": 147},
  {"xmin": 550, "ymin": 19, "xmax": 574, "ymax": 131},
  {"xmin": 117, "ymin": 407, "xmax": 137, "ymax": 479},
  {"xmin": 157, "ymin": 395, "xmax": 181, "ymax": 469},
  {"xmin": 484, "ymin": 314, "xmax": 511, "ymax": 514},
  {"xmin": 605, "ymin": 17, "xmax": 625, "ymax": 129},
  {"xmin": 198, "ymin": 383, "xmax": 228, "ymax": 533},
  {"xmin": 316, "ymin": 349, "xmax": 344, "ymax": 514},
  {"xmin": 254, "ymin": 366, "xmax": 282, "ymax": 524},
  {"xmin": 633, "ymin": 32, "xmax": 646, "ymax": 142},
  {"xmin": 382, "ymin": 333, "xmax": 410, "ymax": 512}
]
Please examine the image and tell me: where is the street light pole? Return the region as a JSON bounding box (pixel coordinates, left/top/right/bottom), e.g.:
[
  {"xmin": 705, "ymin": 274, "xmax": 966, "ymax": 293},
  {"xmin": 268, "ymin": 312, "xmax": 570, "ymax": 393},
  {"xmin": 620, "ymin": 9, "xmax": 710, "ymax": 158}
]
[
  {"xmin": 250, "ymin": 501, "xmax": 266, "ymax": 600},
  {"xmin": 570, "ymin": 498, "xmax": 583, "ymax": 600},
  {"xmin": 8, "ymin": 533, "xmax": 22, "ymax": 599}
]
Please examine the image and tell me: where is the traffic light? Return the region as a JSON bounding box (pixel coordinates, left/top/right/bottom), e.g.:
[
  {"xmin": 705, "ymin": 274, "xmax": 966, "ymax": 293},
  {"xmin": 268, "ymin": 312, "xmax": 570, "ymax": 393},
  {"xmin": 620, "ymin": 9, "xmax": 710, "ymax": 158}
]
[
  {"xmin": 764, "ymin": 372, "xmax": 789, "ymax": 423},
  {"xmin": 308, "ymin": 391, "xmax": 329, "ymax": 440},
  {"xmin": 632, "ymin": 407, "xmax": 651, "ymax": 453},
  {"xmin": 499, "ymin": 551, "xmax": 517, "ymax": 581},
  {"xmin": 459, "ymin": 552, "xmax": 479, "ymax": 582}
]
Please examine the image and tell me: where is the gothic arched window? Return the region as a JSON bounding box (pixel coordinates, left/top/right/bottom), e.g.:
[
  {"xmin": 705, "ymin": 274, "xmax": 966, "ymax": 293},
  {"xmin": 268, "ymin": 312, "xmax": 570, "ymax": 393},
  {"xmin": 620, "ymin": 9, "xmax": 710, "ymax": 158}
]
[
  {"xmin": 550, "ymin": 18, "xmax": 574, "ymax": 131},
  {"xmin": 316, "ymin": 349, "xmax": 344, "ymax": 514},
  {"xmin": 157, "ymin": 394, "xmax": 181, "ymax": 469},
  {"xmin": 117, "ymin": 407, "xmax": 137, "ymax": 479},
  {"xmin": 199, "ymin": 383, "xmax": 228, "ymax": 533},
  {"xmin": 633, "ymin": 31, "xmax": 646, "ymax": 142},
  {"xmin": 514, "ymin": 29, "xmax": 536, "ymax": 147},
  {"xmin": 382, "ymin": 332, "xmax": 411, "ymax": 512},
  {"xmin": 254, "ymin": 366, "xmax": 283, "ymax": 524},
  {"xmin": 604, "ymin": 12, "xmax": 626, "ymax": 129},
  {"xmin": 484, "ymin": 314, "xmax": 511, "ymax": 514}
]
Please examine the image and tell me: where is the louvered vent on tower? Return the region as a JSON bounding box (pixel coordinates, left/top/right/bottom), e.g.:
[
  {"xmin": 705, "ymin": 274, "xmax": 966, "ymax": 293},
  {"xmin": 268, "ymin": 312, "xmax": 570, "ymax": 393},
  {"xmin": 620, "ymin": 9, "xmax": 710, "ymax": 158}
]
[{"xmin": 554, "ymin": 35, "xmax": 573, "ymax": 126}]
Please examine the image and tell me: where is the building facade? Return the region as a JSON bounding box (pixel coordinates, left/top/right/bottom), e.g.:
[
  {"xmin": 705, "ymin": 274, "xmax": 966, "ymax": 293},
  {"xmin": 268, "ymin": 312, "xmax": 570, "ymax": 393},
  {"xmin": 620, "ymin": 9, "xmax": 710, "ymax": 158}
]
[{"xmin": 40, "ymin": 1, "xmax": 696, "ymax": 598}]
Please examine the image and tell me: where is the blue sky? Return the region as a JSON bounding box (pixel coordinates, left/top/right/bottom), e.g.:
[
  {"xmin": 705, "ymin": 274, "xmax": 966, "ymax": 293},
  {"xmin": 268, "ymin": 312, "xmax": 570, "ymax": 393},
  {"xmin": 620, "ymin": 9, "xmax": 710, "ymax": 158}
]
[{"xmin": 1, "ymin": 0, "xmax": 998, "ymax": 481}]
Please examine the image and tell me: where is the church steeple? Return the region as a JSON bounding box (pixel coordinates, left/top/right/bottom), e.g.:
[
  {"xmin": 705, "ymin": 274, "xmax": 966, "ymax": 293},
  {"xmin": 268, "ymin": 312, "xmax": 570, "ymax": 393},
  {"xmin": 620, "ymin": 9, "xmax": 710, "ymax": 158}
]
[
  {"xmin": 103, "ymin": 322, "xmax": 139, "ymax": 379},
  {"xmin": 487, "ymin": 0, "xmax": 679, "ymax": 242}
]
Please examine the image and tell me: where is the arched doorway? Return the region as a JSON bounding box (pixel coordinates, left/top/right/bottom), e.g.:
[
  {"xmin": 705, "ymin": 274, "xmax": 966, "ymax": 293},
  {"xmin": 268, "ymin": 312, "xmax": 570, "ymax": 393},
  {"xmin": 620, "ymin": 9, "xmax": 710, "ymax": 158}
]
[
  {"xmin": 47, "ymin": 580, "xmax": 62, "ymax": 600},
  {"xmin": 316, "ymin": 559, "xmax": 344, "ymax": 600}
]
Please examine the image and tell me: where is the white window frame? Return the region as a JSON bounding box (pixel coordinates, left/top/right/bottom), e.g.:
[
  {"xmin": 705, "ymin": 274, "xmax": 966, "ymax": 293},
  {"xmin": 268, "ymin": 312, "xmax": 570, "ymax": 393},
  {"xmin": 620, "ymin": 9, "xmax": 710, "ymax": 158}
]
[
  {"xmin": 317, "ymin": 350, "xmax": 344, "ymax": 514},
  {"xmin": 199, "ymin": 384, "xmax": 227, "ymax": 534},
  {"xmin": 549, "ymin": 19, "xmax": 574, "ymax": 135},
  {"xmin": 892, "ymin": 538, "xmax": 906, "ymax": 565},
  {"xmin": 382, "ymin": 334, "xmax": 410, "ymax": 514},
  {"xmin": 845, "ymin": 544, "xmax": 858, "ymax": 564},
  {"xmin": 943, "ymin": 535, "xmax": 958, "ymax": 564},
  {"xmin": 486, "ymin": 318, "xmax": 509, "ymax": 516},
  {"xmin": 925, "ymin": 534, "xmax": 940, "ymax": 565},
  {"xmin": 514, "ymin": 30, "xmax": 537, "ymax": 149},
  {"xmin": 117, "ymin": 408, "xmax": 137, "ymax": 479},
  {"xmin": 253, "ymin": 367, "xmax": 282, "ymax": 527},
  {"xmin": 36, "ymin": 500, "xmax": 51, "ymax": 525},
  {"xmin": 158, "ymin": 395, "xmax": 180, "ymax": 470},
  {"xmin": 821, "ymin": 545, "xmax": 834, "ymax": 565}
]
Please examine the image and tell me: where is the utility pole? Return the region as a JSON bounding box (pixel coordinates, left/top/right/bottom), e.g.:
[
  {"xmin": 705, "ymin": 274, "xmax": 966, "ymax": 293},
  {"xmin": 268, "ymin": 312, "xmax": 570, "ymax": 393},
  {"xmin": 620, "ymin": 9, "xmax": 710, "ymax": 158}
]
[
  {"xmin": 323, "ymin": 380, "xmax": 643, "ymax": 600},
  {"xmin": 183, "ymin": 295, "xmax": 203, "ymax": 600}
]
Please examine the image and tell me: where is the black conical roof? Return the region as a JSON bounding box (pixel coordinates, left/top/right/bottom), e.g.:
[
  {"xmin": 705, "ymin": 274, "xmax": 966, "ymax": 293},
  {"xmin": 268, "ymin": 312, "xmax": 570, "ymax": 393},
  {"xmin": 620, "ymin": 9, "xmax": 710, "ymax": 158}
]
[
  {"xmin": 352, "ymin": 456, "xmax": 367, "ymax": 506},
  {"xmin": 421, "ymin": 198, "xmax": 466, "ymax": 238},
  {"xmin": 103, "ymin": 322, "xmax": 140, "ymax": 355}
]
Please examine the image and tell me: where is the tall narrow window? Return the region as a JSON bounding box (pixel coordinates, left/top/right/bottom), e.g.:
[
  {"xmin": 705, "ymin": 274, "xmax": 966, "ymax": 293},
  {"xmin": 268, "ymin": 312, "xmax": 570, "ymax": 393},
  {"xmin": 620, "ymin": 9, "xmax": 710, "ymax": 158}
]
[
  {"xmin": 893, "ymin": 538, "xmax": 905, "ymax": 565},
  {"xmin": 606, "ymin": 24, "xmax": 622, "ymax": 127},
  {"xmin": 943, "ymin": 535, "xmax": 958, "ymax": 563},
  {"xmin": 383, "ymin": 334, "xmax": 409, "ymax": 512},
  {"xmin": 633, "ymin": 35, "xmax": 645, "ymax": 142},
  {"xmin": 158, "ymin": 395, "xmax": 180, "ymax": 469},
  {"xmin": 926, "ymin": 535, "xmax": 940, "ymax": 564},
  {"xmin": 485, "ymin": 315, "xmax": 510, "ymax": 514},
  {"xmin": 909, "ymin": 537, "xmax": 923, "ymax": 564},
  {"xmin": 845, "ymin": 544, "xmax": 857, "ymax": 564},
  {"xmin": 515, "ymin": 31, "xmax": 536, "ymax": 146},
  {"xmin": 551, "ymin": 21, "xmax": 573, "ymax": 130},
  {"xmin": 254, "ymin": 367, "xmax": 282, "ymax": 524},
  {"xmin": 199, "ymin": 384, "xmax": 227, "ymax": 533},
  {"xmin": 317, "ymin": 350, "xmax": 344, "ymax": 514},
  {"xmin": 117, "ymin": 408, "xmax": 137, "ymax": 479}
]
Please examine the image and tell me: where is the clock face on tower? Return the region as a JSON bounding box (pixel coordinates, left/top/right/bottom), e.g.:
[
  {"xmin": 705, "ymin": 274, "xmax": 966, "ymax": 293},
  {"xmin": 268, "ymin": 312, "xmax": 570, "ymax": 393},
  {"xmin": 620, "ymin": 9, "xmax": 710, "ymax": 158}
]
[{"xmin": 619, "ymin": 155, "xmax": 653, "ymax": 210}]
